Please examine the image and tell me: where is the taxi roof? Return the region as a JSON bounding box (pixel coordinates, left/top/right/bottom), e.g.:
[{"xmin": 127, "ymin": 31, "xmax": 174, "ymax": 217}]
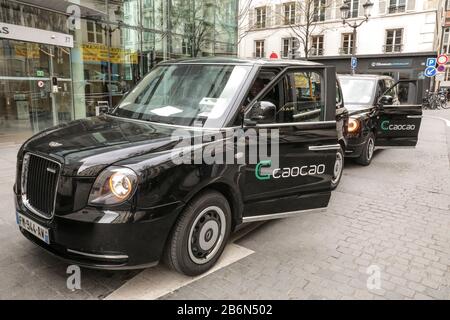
[
  {"xmin": 338, "ymin": 74, "xmax": 394, "ymax": 81},
  {"xmin": 159, "ymin": 57, "xmax": 322, "ymax": 67}
]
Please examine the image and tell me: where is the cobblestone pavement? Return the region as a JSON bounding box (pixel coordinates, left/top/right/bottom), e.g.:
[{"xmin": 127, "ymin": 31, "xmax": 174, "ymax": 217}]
[
  {"xmin": 0, "ymin": 110, "xmax": 449, "ymax": 300},
  {"xmin": 161, "ymin": 111, "xmax": 450, "ymax": 300}
]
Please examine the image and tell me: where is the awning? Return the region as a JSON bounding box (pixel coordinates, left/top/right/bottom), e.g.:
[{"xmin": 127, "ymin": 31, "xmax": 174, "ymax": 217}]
[{"xmin": 17, "ymin": 0, "xmax": 108, "ymax": 19}]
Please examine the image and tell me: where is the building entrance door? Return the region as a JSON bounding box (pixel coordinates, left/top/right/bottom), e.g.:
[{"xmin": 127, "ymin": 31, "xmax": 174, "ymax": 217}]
[{"xmin": 0, "ymin": 39, "xmax": 73, "ymax": 144}]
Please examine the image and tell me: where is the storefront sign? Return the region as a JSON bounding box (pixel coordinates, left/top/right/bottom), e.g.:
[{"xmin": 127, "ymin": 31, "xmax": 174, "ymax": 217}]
[
  {"xmin": 82, "ymin": 44, "xmax": 138, "ymax": 64},
  {"xmin": 369, "ymin": 60, "xmax": 412, "ymax": 69},
  {"xmin": 0, "ymin": 22, "xmax": 73, "ymax": 48}
]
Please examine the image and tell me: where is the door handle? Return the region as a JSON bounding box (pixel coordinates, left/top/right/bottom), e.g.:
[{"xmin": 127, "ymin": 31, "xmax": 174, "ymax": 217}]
[
  {"xmin": 309, "ymin": 144, "xmax": 341, "ymax": 151},
  {"xmin": 407, "ymin": 115, "xmax": 422, "ymax": 119}
]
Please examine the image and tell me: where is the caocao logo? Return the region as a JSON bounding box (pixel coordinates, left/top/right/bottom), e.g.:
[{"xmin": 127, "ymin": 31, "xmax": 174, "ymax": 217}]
[
  {"xmin": 381, "ymin": 120, "xmax": 415, "ymax": 131},
  {"xmin": 255, "ymin": 160, "xmax": 326, "ymax": 181}
]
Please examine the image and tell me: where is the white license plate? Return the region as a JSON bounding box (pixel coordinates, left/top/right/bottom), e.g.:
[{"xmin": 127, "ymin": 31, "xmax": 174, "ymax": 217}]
[{"xmin": 17, "ymin": 213, "xmax": 50, "ymax": 244}]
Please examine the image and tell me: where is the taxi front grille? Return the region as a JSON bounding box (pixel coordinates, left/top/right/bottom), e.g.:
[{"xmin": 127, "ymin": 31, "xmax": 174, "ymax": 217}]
[{"xmin": 22, "ymin": 154, "xmax": 61, "ymax": 219}]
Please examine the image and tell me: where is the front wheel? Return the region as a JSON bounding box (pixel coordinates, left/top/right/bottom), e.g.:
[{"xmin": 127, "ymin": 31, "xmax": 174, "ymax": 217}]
[
  {"xmin": 355, "ymin": 133, "xmax": 375, "ymax": 166},
  {"xmin": 331, "ymin": 147, "xmax": 344, "ymax": 190},
  {"xmin": 164, "ymin": 190, "xmax": 231, "ymax": 276}
]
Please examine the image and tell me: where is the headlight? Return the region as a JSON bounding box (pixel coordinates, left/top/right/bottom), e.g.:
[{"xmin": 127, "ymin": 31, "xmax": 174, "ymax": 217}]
[
  {"xmin": 348, "ymin": 118, "xmax": 361, "ymax": 133},
  {"xmin": 88, "ymin": 167, "xmax": 138, "ymax": 205}
]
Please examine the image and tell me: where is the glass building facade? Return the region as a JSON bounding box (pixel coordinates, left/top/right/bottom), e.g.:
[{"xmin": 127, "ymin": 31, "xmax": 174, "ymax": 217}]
[{"xmin": 0, "ymin": 0, "xmax": 238, "ymax": 143}]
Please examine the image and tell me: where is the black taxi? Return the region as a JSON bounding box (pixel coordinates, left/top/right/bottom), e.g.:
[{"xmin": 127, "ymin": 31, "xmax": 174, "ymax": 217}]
[
  {"xmin": 338, "ymin": 74, "xmax": 422, "ymax": 165},
  {"xmin": 15, "ymin": 58, "xmax": 346, "ymax": 276}
]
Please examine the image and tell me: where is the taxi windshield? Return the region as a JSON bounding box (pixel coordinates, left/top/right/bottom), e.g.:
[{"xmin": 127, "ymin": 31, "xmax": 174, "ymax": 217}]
[
  {"xmin": 339, "ymin": 77, "xmax": 376, "ymax": 107},
  {"xmin": 113, "ymin": 64, "xmax": 251, "ymax": 127}
]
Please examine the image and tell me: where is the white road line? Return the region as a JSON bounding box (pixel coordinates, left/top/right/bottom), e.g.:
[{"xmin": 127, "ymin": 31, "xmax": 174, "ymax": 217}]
[
  {"xmin": 424, "ymin": 115, "xmax": 450, "ymax": 127},
  {"xmin": 105, "ymin": 244, "xmax": 254, "ymax": 300}
]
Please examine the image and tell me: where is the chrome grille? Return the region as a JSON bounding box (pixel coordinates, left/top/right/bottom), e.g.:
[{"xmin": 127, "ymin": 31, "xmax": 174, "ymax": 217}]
[{"xmin": 21, "ymin": 153, "xmax": 61, "ymax": 219}]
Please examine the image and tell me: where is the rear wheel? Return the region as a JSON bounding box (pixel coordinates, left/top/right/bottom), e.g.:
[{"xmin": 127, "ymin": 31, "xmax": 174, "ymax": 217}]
[
  {"xmin": 164, "ymin": 190, "xmax": 231, "ymax": 276},
  {"xmin": 331, "ymin": 146, "xmax": 344, "ymax": 190},
  {"xmin": 355, "ymin": 132, "xmax": 375, "ymax": 166}
]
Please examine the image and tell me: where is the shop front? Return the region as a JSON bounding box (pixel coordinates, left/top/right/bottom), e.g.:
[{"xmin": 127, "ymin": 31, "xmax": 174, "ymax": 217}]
[
  {"xmin": 0, "ymin": 21, "xmax": 74, "ymax": 143},
  {"xmin": 311, "ymin": 52, "xmax": 436, "ymax": 103},
  {"xmin": 0, "ymin": 0, "xmax": 238, "ymax": 144}
]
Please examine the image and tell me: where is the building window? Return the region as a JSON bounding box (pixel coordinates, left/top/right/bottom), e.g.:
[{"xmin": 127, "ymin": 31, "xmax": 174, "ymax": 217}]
[
  {"xmin": 340, "ymin": 33, "xmax": 354, "ymax": 55},
  {"xmin": 388, "ymin": 0, "xmax": 406, "ymax": 14},
  {"xmin": 255, "ymin": 40, "xmax": 265, "ymax": 58},
  {"xmin": 284, "ymin": 2, "xmax": 296, "ymax": 25},
  {"xmin": 310, "ymin": 35, "xmax": 324, "ymax": 56},
  {"xmin": 313, "ymin": 0, "xmax": 326, "ymax": 22},
  {"xmin": 350, "ymin": 0, "xmax": 359, "ymax": 18},
  {"xmin": 86, "ymin": 21, "xmax": 104, "ymax": 44},
  {"xmin": 255, "ymin": 7, "xmax": 267, "ymax": 29},
  {"xmin": 443, "ymin": 28, "xmax": 450, "ymax": 54},
  {"xmin": 384, "ymin": 29, "xmax": 403, "ymax": 53},
  {"xmin": 281, "ymin": 37, "xmax": 299, "ymax": 58}
]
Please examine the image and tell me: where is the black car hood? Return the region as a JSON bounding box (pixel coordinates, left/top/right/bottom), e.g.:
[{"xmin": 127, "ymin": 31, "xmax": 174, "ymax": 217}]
[
  {"xmin": 346, "ymin": 104, "xmax": 374, "ymax": 117},
  {"xmin": 22, "ymin": 115, "xmax": 210, "ymax": 176}
]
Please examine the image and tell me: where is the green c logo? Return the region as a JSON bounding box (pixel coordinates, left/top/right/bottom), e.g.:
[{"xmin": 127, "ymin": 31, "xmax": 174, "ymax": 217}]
[
  {"xmin": 381, "ymin": 120, "xmax": 389, "ymax": 131},
  {"xmin": 255, "ymin": 160, "xmax": 272, "ymax": 181}
]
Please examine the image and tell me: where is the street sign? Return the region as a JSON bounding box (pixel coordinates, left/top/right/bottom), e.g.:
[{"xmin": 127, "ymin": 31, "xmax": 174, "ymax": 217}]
[
  {"xmin": 435, "ymin": 73, "xmax": 445, "ymax": 81},
  {"xmin": 269, "ymin": 52, "xmax": 279, "ymax": 59},
  {"xmin": 437, "ymin": 65, "xmax": 446, "ymax": 72},
  {"xmin": 36, "ymin": 70, "xmax": 44, "ymax": 77},
  {"xmin": 351, "ymin": 57, "xmax": 357, "ymax": 70},
  {"xmin": 424, "ymin": 66, "xmax": 437, "ymax": 77},
  {"xmin": 426, "ymin": 58, "xmax": 437, "ymax": 67},
  {"xmin": 437, "ymin": 54, "xmax": 448, "ymax": 65},
  {"xmin": 37, "ymin": 80, "xmax": 45, "ymax": 88}
]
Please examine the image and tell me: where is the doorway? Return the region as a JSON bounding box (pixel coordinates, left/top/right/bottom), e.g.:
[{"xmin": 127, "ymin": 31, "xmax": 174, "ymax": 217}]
[{"xmin": 0, "ymin": 39, "xmax": 73, "ymax": 144}]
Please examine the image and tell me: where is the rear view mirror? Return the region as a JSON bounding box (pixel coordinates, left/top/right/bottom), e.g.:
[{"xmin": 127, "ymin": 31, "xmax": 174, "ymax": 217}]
[
  {"xmin": 245, "ymin": 101, "xmax": 276, "ymax": 126},
  {"xmin": 379, "ymin": 95, "xmax": 394, "ymax": 106}
]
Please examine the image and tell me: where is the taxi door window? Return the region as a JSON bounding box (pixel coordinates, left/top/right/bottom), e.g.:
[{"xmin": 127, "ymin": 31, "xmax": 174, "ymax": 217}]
[
  {"xmin": 279, "ymin": 70, "xmax": 325, "ymax": 123},
  {"xmin": 336, "ymin": 81, "xmax": 344, "ymax": 109}
]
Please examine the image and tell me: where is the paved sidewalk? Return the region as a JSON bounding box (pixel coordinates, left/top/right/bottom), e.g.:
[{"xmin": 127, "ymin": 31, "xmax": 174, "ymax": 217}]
[
  {"xmin": 0, "ymin": 110, "xmax": 449, "ymax": 299},
  {"xmin": 161, "ymin": 112, "xmax": 450, "ymax": 300}
]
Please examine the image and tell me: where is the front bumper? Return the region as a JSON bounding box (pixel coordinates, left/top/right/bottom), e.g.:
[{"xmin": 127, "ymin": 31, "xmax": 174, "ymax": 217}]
[
  {"xmin": 344, "ymin": 137, "xmax": 368, "ymax": 158},
  {"xmin": 15, "ymin": 194, "xmax": 183, "ymax": 270}
]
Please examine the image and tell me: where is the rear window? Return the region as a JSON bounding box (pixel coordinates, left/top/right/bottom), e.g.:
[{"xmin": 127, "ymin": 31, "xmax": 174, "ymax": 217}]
[{"xmin": 339, "ymin": 78, "xmax": 376, "ymax": 105}]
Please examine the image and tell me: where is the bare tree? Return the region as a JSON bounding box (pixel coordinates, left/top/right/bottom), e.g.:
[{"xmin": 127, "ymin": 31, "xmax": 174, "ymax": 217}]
[
  {"xmin": 286, "ymin": 0, "xmax": 333, "ymax": 60},
  {"xmin": 237, "ymin": 0, "xmax": 255, "ymax": 44},
  {"xmin": 240, "ymin": 0, "xmax": 335, "ymax": 60},
  {"xmin": 169, "ymin": 0, "xmax": 215, "ymax": 58}
]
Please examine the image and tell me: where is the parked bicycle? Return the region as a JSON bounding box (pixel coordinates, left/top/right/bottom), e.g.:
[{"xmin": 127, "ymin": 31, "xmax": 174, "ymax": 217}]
[{"xmin": 423, "ymin": 90, "xmax": 450, "ymax": 110}]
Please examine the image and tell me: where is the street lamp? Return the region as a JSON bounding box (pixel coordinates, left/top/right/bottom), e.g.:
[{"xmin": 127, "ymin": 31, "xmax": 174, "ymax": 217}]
[{"xmin": 340, "ymin": 0, "xmax": 373, "ymax": 74}]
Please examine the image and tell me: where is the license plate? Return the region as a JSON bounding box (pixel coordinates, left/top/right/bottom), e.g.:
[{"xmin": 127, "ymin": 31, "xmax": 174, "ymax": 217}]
[{"xmin": 17, "ymin": 212, "xmax": 50, "ymax": 244}]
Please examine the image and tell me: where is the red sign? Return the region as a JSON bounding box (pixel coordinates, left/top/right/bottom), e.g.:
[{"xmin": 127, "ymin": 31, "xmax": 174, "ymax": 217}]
[
  {"xmin": 37, "ymin": 80, "xmax": 45, "ymax": 88},
  {"xmin": 437, "ymin": 54, "xmax": 448, "ymax": 65},
  {"xmin": 269, "ymin": 52, "xmax": 279, "ymax": 59}
]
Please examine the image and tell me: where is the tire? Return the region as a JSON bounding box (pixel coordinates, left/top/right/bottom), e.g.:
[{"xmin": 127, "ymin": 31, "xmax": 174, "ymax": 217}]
[
  {"xmin": 355, "ymin": 132, "xmax": 375, "ymax": 166},
  {"xmin": 331, "ymin": 146, "xmax": 344, "ymax": 190},
  {"xmin": 164, "ymin": 190, "xmax": 232, "ymax": 276}
]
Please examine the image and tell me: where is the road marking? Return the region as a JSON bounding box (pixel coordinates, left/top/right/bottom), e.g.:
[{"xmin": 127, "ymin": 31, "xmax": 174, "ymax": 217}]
[
  {"xmin": 424, "ymin": 115, "xmax": 450, "ymax": 127},
  {"xmin": 105, "ymin": 244, "xmax": 254, "ymax": 300}
]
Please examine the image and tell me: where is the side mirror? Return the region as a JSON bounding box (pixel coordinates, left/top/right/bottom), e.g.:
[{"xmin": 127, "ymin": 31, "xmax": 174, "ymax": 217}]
[
  {"xmin": 379, "ymin": 95, "xmax": 394, "ymax": 106},
  {"xmin": 245, "ymin": 101, "xmax": 276, "ymax": 126}
]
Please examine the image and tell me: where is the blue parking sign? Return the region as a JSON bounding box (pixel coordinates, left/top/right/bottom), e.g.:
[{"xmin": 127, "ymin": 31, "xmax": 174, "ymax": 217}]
[
  {"xmin": 426, "ymin": 58, "xmax": 437, "ymax": 67},
  {"xmin": 424, "ymin": 66, "xmax": 437, "ymax": 77},
  {"xmin": 351, "ymin": 57, "xmax": 357, "ymax": 69}
]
